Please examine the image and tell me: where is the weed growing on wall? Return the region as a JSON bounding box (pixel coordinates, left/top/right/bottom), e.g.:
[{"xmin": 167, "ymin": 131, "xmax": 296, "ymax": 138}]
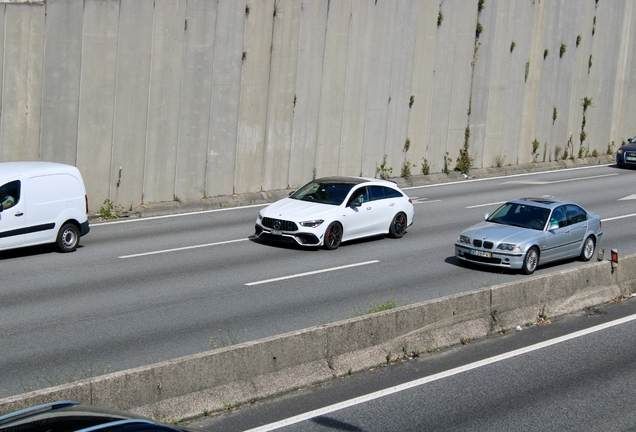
[
  {"xmin": 531, "ymin": 139, "xmax": 540, "ymax": 162},
  {"xmin": 98, "ymin": 199, "xmax": 124, "ymax": 219},
  {"xmin": 401, "ymin": 159, "xmax": 413, "ymax": 179},
  {"xmin": 376, "ymin": 154, "xmax": 393, "ymax": 180},
  {"xmin": 559, "ymin": 43, "xmax": 567, "ymax": 58},
  {"xmin": 437, "ymin": 9, "xmax": 444, "ymax": 26},
  {"xmin": 444, "ymin": 152, "xmax": 452, "ymax": 174},
  {"xmin": 554, "ymin": 145, "xmax": 563, "ymax": 161},
  {"xmin": 455, "ymin": 126, "xmax": 473, "ymax": 174},
  {"xmin": 510, "ymin": 41, "xmax": 516, "ymax": 52},
  {"xmin": 552, "ymin": 106, "xmax": 557, "ymax": 124},
  {"xmin": 606, "ymin": 141, "xmax": 615, "ymax": 155},
  {"xmin": 576, "ymin": 35, "xmax": 581, "ymax": 47},
  {"xmin": 525, "ymin": 60, "xmax": 530, "ymax": 82},
  {"xmin": 588, "ymin": 54, "xmax": 593, "ymax": 73},
  {"xmin": 420, "ymin": 157, "xmax": 430, "ymax": 175}
]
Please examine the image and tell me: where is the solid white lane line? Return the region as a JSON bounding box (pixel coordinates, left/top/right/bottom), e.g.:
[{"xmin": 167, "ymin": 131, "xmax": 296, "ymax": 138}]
[
  {"xmin": 246, "ymin": 312, "xmax": 636, "ymax": 431},
  {"xmin": 466, "ymin": 201, "xmax": 506, "ymax": 209},
  {"xmin": 602, "ymin": 213, "xmax": 636, "ymax": 222},
  {"xmin": 403, "ymin": 164, "xmax": 613, "ymax": 190},
  {"xmin": 93, "ymin": 203, "xmax": 268, "ymax": 226},
  {"xmin": 500, "ymin": 173, "xmax": 618, "ymax": 185},
  {"xmin": 118, "ymin": 238, "xmax": 249, "ymax": 258},
  {"xmin": 245, "ymin": 260, "xmax": 380, "ymax": 286}
]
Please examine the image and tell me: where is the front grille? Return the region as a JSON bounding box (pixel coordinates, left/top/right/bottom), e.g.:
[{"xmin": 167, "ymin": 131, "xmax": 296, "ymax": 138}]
[
  {"xmin": 472, "ymin": 239, "xmax": 493, "ymax": 249},
  {"xmin": 261, "ymin": 217, "xmax": 298, "ymax": 232}
]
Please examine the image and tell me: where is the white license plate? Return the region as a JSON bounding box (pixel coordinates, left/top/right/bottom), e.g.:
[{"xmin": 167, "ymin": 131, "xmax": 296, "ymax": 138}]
[
  {"xmin": 470, "ymin": 249, "xmax": 492, "ymax": 258},
  {"xmin": 271, "ymin": 229, "xmax": 282, "ymax": 236},
  {"xmin": 626, "ymin": 156, "xmax": 636, "ymax": 162}
]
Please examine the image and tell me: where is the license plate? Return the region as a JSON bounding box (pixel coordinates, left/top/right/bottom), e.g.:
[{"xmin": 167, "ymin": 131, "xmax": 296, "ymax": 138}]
[
  {"xmin": 271, "ymin": 229, "xmax": 282, "ymax": 236},
  {"xmin": 470, "ymin": 249, "xmax": 492, "ymax": 258},
  {"xmin": 626, "ymin": 156, "xmax": 636, "ymax": 162}
]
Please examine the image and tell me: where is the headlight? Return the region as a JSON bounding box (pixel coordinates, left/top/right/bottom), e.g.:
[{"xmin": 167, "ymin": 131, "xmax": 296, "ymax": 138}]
[
  {"xmin": 258, "ymin": 210, "xmax": 264, "ymax": 220},
  {"xmin": 497, "ymin": 243, "xmax": 522, "ymax": 252},
  {"xmin": 617, "ymin": 149, "xmax": 624, "ymax": 154},
  {"xmin": 458, "ymin": 235, "xmax": 471, "ymax": 244},
  {"xmin": 299, "ymin": 219, "xmax": 324, "ymax": 228}
]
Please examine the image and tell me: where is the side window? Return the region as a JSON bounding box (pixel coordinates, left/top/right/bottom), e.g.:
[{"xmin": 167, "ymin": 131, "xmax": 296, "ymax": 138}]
[
  {"xmin": 565, "ymin": 204, "xmax": 587, "ymax": 225},
  {"xmin": 368, "ymin": 186, "xmax": 385, "ymax": 201},
  {"xmin": 382, "ymin": 187, "xmax": 403, "ymax": 199},
  {"xmin": 0, "ymin": 180, "xmax": 20, "ymax": 210},
  {"xmin": 550, "ymin": 206, "xmax": 567, "ymax": 228},
  {"xmin": 348, "ymin": 187, "xmax": 369, "ymax": 206}
]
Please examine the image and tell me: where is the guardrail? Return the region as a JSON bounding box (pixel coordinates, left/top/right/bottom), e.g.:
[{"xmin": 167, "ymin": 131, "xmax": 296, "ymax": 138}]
[{"xmin": 1, "ymin": 253, "xmax": 635, "ymax": 421}]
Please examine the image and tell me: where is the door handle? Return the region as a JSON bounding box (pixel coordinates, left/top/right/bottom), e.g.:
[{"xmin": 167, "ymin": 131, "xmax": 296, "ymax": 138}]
[{"xmin": 14, "ymin": 212, "xmax": 24, "ymax": 217}]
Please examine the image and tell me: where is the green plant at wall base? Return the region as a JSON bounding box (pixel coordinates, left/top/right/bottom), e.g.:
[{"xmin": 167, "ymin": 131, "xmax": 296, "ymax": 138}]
[
  {"xmin": 559, "ymin": 43, "xmax": 566, "ymax": 58},
  {"xmin": 475, "ymin": 22, "xmax": 483, "ymax": 38},
  {"xmin": 606, "ymin": 141, "xmax": 615, "ymax": 155},
  {"xmin": 460, "ymin": 337, "xmax": 470, "ymax": 345},
  {"xmin": 543, "ymin": 142, "xmax": 548, "ymax": 162},
  {"xmin": 400, "ymin": 159, "xmax": 413, "ymax": 179},
  {"xmin": 591, "ymin": 148, "xmax": 599, "ymax": 157},
  {"xmin": 552, "ymin": 106, "xmax": 557, "ymax": 124},
  {"xmin": 494, "ymin": 154, "xmax": 505, "ymax": 168},
  {"xmin": 420, "ymin": 157, "xmax": 430, "ymax": 175},
  {"xmin": 578, "ymin": 146, "xmax": 586, "ymax": 158},
  {"xmin": 209, "ymin": 329, "xmax": 242, "ymax": 350},
  {"xmin": 576, "ymin": 35, "xmax": 581, "ymax": 46},
  {"xmin": 352, "ymin": 299, "xmax": 400, "ymax": 317},
  {"xmin": 455, "ymin": 126, "xmax": 473, "ymax": 174},
  {"xmin": 173, "ymin": 195, "xmax": 181, "ymax": 203},
  {"xmin": 376, "ymin": 154, "xmax": 393, "ymax": 180},
  {"xmin": 444, "ymin": 152, "xmax": 452, "ymax": 174},
  {"xmin": 563, "ymin": 148, "xmax": 569, "ymax": 159},
  {"xmin": 531, "ymin": 139, "xmax": 540, "ymax": 162},
  {"xmin": 98, "ymin": 199, "xmax": 124, "ymax": 219},
  {"xmin": 510, "ymin": 41, "xmax": 516, "ymax": 52},
  {"xmin": 437, "ymin": 9, "xmax": 443, "ymax": 26}
]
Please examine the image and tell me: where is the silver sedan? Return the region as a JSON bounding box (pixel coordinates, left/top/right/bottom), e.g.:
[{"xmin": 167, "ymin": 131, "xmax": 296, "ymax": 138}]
[{"xmin": 455, "ymin": 197, "xmax": 603, "ymax": 274}]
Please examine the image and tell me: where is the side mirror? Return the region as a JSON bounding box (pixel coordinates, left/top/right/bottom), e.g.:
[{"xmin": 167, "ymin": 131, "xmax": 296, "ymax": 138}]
[
  {"xmin": 350, "ymin": 201, "xmax": 361, "ymax": 208},
  {"xmin": 484, "ymin": 213, "xmax": 489, "ymax": 220},
  {"xmin": 548, "ymin": 221, "xmax": 559, "ymax": 231},
  {"xmin": 288, "ymin": 190, "xmax": 296, "ymax": 196}
]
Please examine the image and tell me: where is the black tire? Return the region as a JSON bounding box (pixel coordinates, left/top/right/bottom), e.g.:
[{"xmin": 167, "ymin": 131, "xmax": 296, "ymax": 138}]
[
  {"xmin": 389, "ymin": 212, "xmax": 407, "ymax": 238},
  {"xmin": 324, "ymin": 222, "xmax": 343, "ymax": 250},
  {"xmin": 522, "ymin": 246, "xmax": 539, "ymax": 275},
  {"xmin": 580, "ymin": 236, "xmax": 595, "ymax": 261},
  {"xmin": 56, "ymin": 223, "xmax": 80, "ymax": 252}
]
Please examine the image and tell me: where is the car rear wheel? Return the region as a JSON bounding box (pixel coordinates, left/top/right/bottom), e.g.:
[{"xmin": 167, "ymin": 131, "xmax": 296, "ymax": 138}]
[
  {"xmin": 389, "ymin": 212, "xmax": 407, "ymax": 238},
  {"xmin": 324, "ymin": 222, "xmax": 343, "ymax": 250},
  {"xmin": 56, "ymin": 223, "xmax": 80, "ymax": 252},
  {"xmin": 522, "ymin": 246, "xmax": 539, "ymax": 275},
  {"xmin": 580, "ymin": 236, "xmax": 595, "ymax": 261}
]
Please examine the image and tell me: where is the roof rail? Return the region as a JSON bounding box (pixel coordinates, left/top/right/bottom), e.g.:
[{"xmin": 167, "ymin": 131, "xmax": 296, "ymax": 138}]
[{"xmin": 0, "ymin": 400, "xmax": 79, "ymax": 424}]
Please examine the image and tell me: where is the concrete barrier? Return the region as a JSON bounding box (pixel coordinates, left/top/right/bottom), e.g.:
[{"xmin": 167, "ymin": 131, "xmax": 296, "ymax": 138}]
[{"xmin": 1, "ymin": 253, "xmax": 635, "ymax": 422}]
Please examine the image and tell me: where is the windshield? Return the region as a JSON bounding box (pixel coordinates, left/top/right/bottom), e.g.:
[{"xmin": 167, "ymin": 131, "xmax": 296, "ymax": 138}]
[
  {"xmin": 290, "ymin": 180, "xmax": 355, "ymax": 205},
  {"xmin": 487, "ymin": 202, "xmax": 550, "ymax": 231}
]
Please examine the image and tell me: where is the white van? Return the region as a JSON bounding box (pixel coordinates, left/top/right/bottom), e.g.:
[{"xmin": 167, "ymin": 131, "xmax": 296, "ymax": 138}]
[{"xmin": 0, "ymin": 161, "xmax": 90, "ymax": 253}]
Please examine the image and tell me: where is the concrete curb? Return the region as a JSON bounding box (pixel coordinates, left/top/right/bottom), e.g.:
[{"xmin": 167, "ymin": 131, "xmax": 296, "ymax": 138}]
[{"xmin": 1, "ymin": 252, "xmax": 634, "ymax": 421}]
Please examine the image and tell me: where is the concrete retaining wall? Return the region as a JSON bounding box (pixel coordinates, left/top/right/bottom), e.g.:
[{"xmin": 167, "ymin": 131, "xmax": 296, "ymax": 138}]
[
  {"xmin": 0, "ymin": 0, "xmax": 634, "ymax": 212},
  {"xmin": 1, "ymin": 253, "xmax": 635, "ymax": 421}
]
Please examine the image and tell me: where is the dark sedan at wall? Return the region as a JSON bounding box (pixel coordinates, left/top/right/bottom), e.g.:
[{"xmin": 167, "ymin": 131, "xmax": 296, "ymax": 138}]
[{"xmin": 616, "ymin": 135, "xmax": 636, "ymax": 168}]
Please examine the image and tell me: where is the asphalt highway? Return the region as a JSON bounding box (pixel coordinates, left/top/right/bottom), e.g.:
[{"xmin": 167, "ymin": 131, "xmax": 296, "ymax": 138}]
[{"xmin": 1, "ymin": 163, "xmax": 635, "ymax": 398}]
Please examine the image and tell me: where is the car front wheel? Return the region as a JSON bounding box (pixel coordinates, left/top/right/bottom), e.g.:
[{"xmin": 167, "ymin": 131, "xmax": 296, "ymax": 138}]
[
  {"xmin": 324, "ymin": 222, "xmax": 343, "ymax": 250},
  {"xmin": 56, "ymin": 223, "xmax": 80, "ymax": 252},
  {"xmin": 580, "ymin": 236, "xmax": 595, "ymax": 261},
  {"xmin": 522, "ymin": 246, "xmax": 539, "ymax": 275},
  {"xmin": 389, "ymin": 212, "xmax": 407, "ymax": 238}
]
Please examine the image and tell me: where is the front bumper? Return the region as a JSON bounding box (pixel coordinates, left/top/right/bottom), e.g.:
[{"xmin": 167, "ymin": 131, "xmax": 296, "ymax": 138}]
[
  {"xmin": 616, "ymin": 151, "xmax": 636, "ymax": 167},
  {"xmin": 254, "ymin": 224, "xmax": 321, "ymax": 246},
  {"xmin": 455, "ymin": 243, "xmax": 525, "ymax": 270}
]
